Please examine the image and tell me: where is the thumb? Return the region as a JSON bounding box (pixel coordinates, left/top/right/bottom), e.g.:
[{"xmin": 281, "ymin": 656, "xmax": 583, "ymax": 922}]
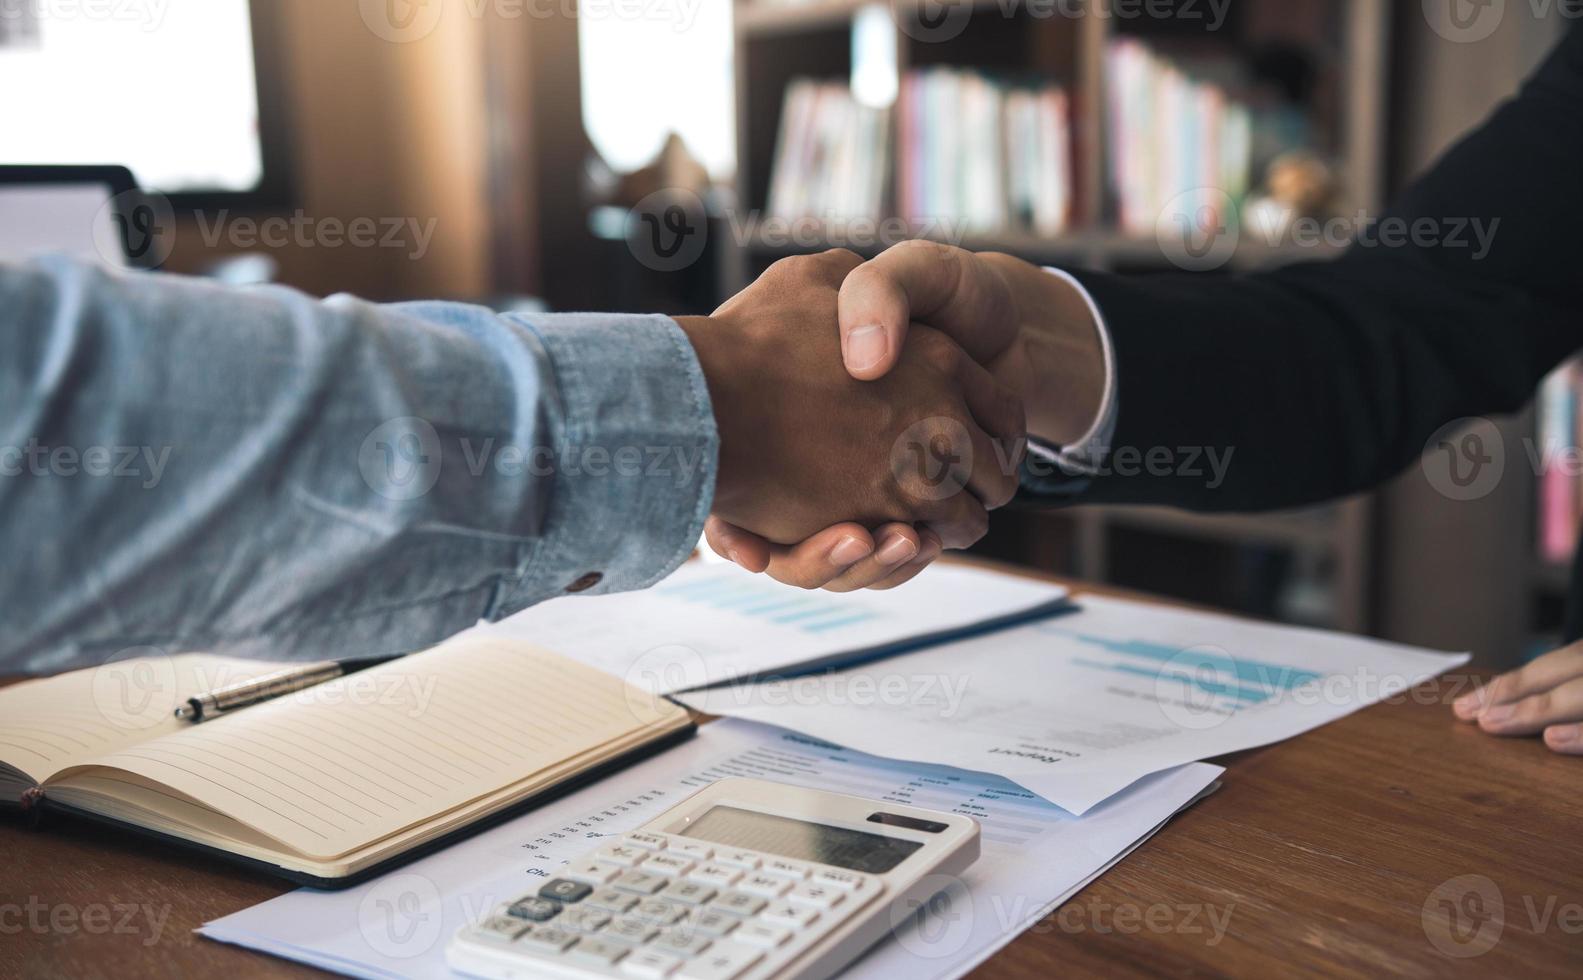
[{"xmin": 838, "ymin": 241, "xmax": 1017, "ymax": 381}]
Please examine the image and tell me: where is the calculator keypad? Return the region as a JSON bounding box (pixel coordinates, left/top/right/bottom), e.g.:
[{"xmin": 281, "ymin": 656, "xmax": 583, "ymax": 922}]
[{"xmin": 456, "ymin": 830, "xmax": 880, "ymax": 979}]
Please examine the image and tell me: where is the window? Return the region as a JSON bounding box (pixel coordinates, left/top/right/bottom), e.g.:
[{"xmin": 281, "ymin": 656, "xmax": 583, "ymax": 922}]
[{"xmin": 578, "ymin": 1, "xmax": 735, "ymax": 178}]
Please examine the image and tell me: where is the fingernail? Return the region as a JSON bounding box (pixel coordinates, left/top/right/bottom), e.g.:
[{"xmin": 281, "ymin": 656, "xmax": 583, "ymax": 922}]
[
  {"xmin": 727, "ymin": 549, "xmax": 745, "ymax": 567},
  {"xmin": 1480, "ymin": 703, "xmax": 1514, "ymax": 724},
  {"xmin": 1547, "ymin": 725, "xmax": 1579, "ymax": 745},
  {"xmin": 845, "ymin": 325, "xmax": 887, "ymax": 372},
  {"xmin": 1453, "ymin": 694, "xmax": 1480, "ymax": 720},
  {"xmin": 829, "ymin": 536, "xmax": 871, "ymax": 566},
  {"xmin": 876, "ymin": 536, "xmax": 919, "ymax": 566}
]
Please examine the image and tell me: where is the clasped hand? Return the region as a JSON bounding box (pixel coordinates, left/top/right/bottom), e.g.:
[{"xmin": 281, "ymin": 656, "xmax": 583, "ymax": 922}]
[
  {"xmin": 678, "ymin": 242, "xmax": 1107, "ymax": 592},
  {"xmin": 675, "ymin": 248, "xmax": 1027, "ymax": 591}
]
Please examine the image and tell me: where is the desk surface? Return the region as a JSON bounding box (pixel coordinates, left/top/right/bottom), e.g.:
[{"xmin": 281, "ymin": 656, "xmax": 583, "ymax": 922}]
[{"xmin": 4, "ymin": 570, "xmax": 1581, "ymax": 980}]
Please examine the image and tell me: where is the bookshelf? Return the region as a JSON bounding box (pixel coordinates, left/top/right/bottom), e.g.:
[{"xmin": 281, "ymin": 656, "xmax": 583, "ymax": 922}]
[
  {"xmin": 1529, "ymin": 367, "xmax": 1583, "ymax": 647},
  {"xmin": 726, "ymin": 0, "xmax": 1391, "ymax": 632}
]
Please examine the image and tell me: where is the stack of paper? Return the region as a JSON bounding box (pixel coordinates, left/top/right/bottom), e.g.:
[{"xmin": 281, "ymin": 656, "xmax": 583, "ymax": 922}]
[
  {"xmin": 680, "ymin": 594, "xmax": 1468, "ymax": 814},
  {"xmin": 202, "ymin": 720, "xmax": 1221, "ymax": 980}
]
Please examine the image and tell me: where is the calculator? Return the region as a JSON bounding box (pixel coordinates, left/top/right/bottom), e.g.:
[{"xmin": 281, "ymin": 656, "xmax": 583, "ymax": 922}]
[{"xmin": 446, "ymin": 777, "xmax": 981, "ymax": 980}]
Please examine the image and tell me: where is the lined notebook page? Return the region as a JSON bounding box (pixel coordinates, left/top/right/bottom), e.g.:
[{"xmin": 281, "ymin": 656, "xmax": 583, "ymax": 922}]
[
  {"xmin": 0, "ymin": 655, "xmax": 293, "ymax": 786},
  {"xmin": 75, "ymin": 635, "xmax": 683, "ymax": 860}
]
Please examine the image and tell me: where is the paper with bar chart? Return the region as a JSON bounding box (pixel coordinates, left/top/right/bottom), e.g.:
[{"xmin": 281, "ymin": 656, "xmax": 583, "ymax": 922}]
[
  {"xmin": 200, "ymin": 720, "xmax": 1221, "ymax": 980},
  {"xmin": 482, "ymin": 561, "xmax": 1069, "ymax": 694},
  {"xmin": 681, "ymin": 595, "xmax": 1468, "ymax": 814}
]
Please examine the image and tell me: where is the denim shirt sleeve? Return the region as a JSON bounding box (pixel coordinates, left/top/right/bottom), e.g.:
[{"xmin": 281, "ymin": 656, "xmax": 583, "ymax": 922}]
[{"xmin": 0, "ymin": 257, "xmax": 717, "ymax": 673}]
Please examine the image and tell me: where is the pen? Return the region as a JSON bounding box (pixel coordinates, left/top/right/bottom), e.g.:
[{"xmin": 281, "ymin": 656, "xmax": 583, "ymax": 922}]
[{"xmin": 173, "ymin": 656, "xmax": 401, "ymax": 722}]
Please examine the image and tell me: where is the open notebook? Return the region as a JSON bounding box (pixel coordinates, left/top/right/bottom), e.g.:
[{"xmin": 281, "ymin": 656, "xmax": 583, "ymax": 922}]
[{"xmin": 0, "ymin": 635, "xmax": 693, "ymax": 887}]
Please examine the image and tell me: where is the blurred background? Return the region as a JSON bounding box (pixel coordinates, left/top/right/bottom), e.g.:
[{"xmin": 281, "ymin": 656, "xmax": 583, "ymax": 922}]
[{"xmin": 1, "ymin": 0, "xmax": 1573, "ymax": 667}]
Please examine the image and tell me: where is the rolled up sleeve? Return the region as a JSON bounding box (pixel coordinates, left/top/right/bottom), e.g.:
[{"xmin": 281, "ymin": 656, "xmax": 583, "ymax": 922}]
[
  {"xmin": 2, "ymin": 258, "xmax": 717, "ymax": 672},
  {"xmin": 496, "ymin": 312, "xmax": 717, "ymax": 612}
]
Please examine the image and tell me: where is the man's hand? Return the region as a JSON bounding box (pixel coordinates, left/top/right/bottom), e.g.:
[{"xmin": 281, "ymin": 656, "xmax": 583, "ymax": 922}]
[
  {"xmin": 677, "ymin": 249, "xmax": 1024, "ymax": 553},
  {"xmin": 1454, "ymin": 643, "xmax": 1583, "ymax": 754},
  {"xmin": 709, "ymin": 242, "xmax": 1108, "ymax": 591}
]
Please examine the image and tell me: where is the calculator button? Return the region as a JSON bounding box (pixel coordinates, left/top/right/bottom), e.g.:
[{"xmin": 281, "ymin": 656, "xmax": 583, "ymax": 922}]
[
  {"xmin": 475, "ymin": 915, "xmax": 530, "ymax": 943},
  {"xmin": 787, "ymin": 882, "xmax": 844, "ymax": 910},
  {"xmin": 669, "ymin": 841, "xmax": 715, "ymax": 861},
  {"xmin": 507, "ymin": 896, "xmax": 562, "ymax": 922},
  {"xmin": 613, "ymin": 870, "xmax": 669, "ymax": 895},
  {"xmin": 732, "ymin": 922, "xmax": 790, "ymax": 949},
  {"xmin": 664, "ymin": 881, "xmax": 717, "ymax": 906},
  {"xmin": 714, "ymin": 850, "xmax": 761, "ymax": 871},
  {"xmin": 588, "ymin": 888, "xmax": 640, "ymax": 914},
  {"xmin": 599, "ymin": 845, "xmax": 650, "ymax": 867},
  {"xmin": 736, "ymin": 873, "xmax": 792, "ymax": 898},
  {"xmin": 677, "ymin": 941, "xmax": 764, "ymax": 980},
  {"xmin": 811, "ymin": 869, "xmax": 865, "ymax": 891},
  {"xmin": 569, "ymin": 936, "xmax": 630, "ymax": 967},
  {"xmin": 520, "ymin": 924, "xmax": 578, "ymax": 953},
  {"xmin": 540, "ymin": 878, "xmax": 594, "ymax": 904},
  {"xmin": 624, "ymin": 832, "xmax": 669, "ymax": 851},
  {"xmin": 761, "ymin": 858, "xmax": 810, "ymax": 880},
  {"xmin": 558, "ymin": 907, "xmax": 612, "ymax": 933},
  {"xmin": 761, "ymin": 901, "xmax": 820, "ymax": 930},
  {"xmin": 644, "ymin": 854, "xmax": 695, "ymax": 877},
  {"xmin": 708, "ymin": 892, "xmax": 766, "ymax": 918},
  {"xmin": 691, "ymin": 909, "xmax": 739, "ymax": 938},
  {"xmin": 632, "ymin": 897, "xmax": 689, "ymax": 925},
  {"xmin": 652, "ymin": 929, "xmax": 712, "ymax": 957},
  {"xmin": 687, "ymin": 863, "xmax": 742, "ymax": 889},
  {"xmin": 563, "ymin": 860, "xmax": 621, "ymax": 885},
  {"xmin": 621, "ymin": 948, "xmax": 684, "ymax": 978},
  {"xmin": 602, "ymin": 917, "xmax": 659, "ymax": 945}
]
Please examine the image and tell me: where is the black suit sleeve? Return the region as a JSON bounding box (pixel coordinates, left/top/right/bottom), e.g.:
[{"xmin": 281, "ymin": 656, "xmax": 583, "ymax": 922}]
[{"xmin": 1048, "ymin": 26, "xmax": 1583, "ymax": 512}]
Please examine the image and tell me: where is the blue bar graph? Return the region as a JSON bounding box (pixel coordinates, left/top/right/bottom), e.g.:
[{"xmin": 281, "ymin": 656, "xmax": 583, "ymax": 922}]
[
  {"xmin": 1072, "ymin": 658, "xmax": 1273, "ymax": 704},
  {"xmin": 1040, "ymin": 623, "xmax": 1320, "ymax": 691},
  {"xmin": 657, "ymin": 573, "xmax": 882, "ymax": 634}
]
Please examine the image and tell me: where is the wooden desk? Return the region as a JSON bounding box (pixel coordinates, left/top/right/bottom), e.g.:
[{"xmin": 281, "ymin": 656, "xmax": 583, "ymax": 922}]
[{"xmin": 4, "ymin": 573, "xmax": 1581, "ymax": 979}]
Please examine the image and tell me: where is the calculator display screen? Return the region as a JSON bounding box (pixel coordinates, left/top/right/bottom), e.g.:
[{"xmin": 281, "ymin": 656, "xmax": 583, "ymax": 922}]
[{"xmin": 680, "ymin": 806, "xmax": 923, "ymax": 874}]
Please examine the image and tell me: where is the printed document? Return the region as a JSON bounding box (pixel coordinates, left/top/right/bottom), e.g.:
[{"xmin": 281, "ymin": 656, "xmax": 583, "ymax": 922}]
[
  {"xmin": 201, "ymin": 719, "xmax": 1221, "ymax": 980},
  {"xmin": 484, "ymin": 561, "xmax": 1069, "ymax": 693},
  {"xmin": 679, "ymin": 595, "xmax": 1468, "ymax": 814}
]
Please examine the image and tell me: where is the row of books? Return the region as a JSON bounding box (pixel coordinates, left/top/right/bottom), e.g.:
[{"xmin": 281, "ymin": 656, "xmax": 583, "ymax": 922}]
[
  {"xmin": 765, "ymin": 38, "xmax": 1253, "ymax": 237},
  {"xmin": 765, "ymin": 70, "xmax": 1073, "ymax": 236},
  {"xmin": 1537, "ymin": 365, "xmax": 1583, "ymax": 564},
  {"xmin": 765, "ymin": 80, "xmax": 890, "ymax": 226},
  {"xmin": 1105, "ymin": 37, "xmax": 1253, "ymax": 237},
  {"xmin": 895, "ymin": 70, "xmax": 1072, "ymax": 236}
]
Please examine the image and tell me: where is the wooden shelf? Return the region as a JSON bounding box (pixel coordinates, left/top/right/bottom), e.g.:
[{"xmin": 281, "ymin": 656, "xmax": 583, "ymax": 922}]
[
  {"xmin": 740, "ymin": 219, "xmax": 1345, "ymax": 270},
  {"xmin": 736, "ymin": 0, "xmax": 869, "ymax": 34},
  {"xmin": 737, "ymin": 0, "xmax": 1011, "ymax": 36}
]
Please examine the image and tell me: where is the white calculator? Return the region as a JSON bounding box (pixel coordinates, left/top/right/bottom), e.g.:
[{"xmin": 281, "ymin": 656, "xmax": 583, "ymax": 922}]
[{"xmin": 446, "ymin": 777, "xmax": 980, "ymax": 980}]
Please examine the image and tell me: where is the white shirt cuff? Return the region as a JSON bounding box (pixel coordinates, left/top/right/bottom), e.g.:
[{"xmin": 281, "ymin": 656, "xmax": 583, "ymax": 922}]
[{"xmin": 1025, "ymin": 267, "xmax": 1117, "ymax": 476}]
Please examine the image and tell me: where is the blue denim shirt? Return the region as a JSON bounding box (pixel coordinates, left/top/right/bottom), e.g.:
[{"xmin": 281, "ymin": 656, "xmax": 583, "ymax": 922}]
[{"xmin": 1, "ymin": 258, "xmax": 718, "ymax": 673}]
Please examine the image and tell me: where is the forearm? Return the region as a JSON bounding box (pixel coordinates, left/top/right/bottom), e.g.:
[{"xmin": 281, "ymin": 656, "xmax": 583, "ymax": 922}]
[
  {"xmin": 1031, "ymin": 27, "xmax": 1583, "ymax": 511},
  {"xmin": 1063, "ymin": 256, "xmax": 1575, "ymax": 510},
  {"xmin": 1, "ymin": 258, "xmax": 716, "ymax": 672}
]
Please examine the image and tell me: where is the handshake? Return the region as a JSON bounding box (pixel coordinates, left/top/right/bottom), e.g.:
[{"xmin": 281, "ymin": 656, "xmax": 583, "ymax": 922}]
[{"xmin": 673, "ymin": 242, "xmax": 1107, "ymax": 593}]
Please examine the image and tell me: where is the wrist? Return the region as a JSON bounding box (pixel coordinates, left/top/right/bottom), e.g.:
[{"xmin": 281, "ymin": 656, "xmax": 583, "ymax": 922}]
[
  {"xmin": 1020, "ymin": 267, "xmax": 1108, "ymax": 446},
  {"xmin": 674, "ymin": 315, "xmax": 748, "ymax": 507}
]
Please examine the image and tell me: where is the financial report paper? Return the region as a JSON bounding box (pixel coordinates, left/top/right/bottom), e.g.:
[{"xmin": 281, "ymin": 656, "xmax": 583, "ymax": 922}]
[
  {"xmin": 483, "ymin": 561, "xmax": 1069, "ymax": 693},
  {"xmin": 679, "ymin": 595, "xmax": 1468, "ymax": 814},
  {"xmin": 201, "ymin": 719, "xmax": 1221, "ymax": 980}
]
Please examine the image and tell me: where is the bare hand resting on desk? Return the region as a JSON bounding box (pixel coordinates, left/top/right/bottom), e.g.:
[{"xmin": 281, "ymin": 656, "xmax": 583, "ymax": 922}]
[{"xmin": 1456, "ymin": 644, "xmax": 1583, "ymax": 755}]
